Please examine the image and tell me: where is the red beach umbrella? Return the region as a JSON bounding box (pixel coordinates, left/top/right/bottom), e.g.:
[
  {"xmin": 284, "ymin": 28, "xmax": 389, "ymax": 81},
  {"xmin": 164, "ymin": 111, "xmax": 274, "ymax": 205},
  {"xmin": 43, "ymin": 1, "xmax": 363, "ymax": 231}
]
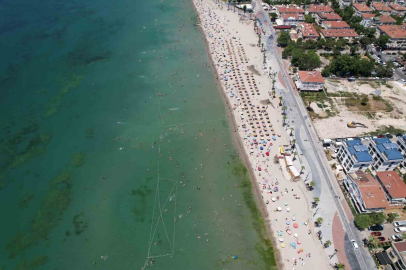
[
  {"xmin": 266, "ymin": 152, "xmax": 269, "ymax": 156},
  {"xmin": 293, "ymin": 223, "xmax": 299, "ymax": 228}
]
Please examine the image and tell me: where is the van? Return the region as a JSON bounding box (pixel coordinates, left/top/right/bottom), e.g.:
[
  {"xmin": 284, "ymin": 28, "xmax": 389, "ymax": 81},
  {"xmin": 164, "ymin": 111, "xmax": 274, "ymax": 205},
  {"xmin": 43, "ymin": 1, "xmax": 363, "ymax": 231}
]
[
  {"xmin": 395, "ymin": 227, "xmax": 406, "ymax": 233},
  {"xmin": 323, "ymin": 139, "xmax": 332, "ymax": 144},
  {"xmin": 334, "ymin": 142, "xmax": 343, "ymax": 147},
  {"xmin": 394, "ymin": 221, "xmax": 406, "ymax": 227}
]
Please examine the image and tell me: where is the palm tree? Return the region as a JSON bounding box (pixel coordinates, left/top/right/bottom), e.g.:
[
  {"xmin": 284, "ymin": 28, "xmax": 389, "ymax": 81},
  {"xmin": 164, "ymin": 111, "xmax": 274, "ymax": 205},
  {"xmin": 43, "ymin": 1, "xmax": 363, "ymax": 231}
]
[
  {"xmin": 313, "ymin": 197, "xmax": 320, "ymax": 205},
  {"xmin": 324, "ymin": 240, "xmax": 332, "ymax": 248},
  {"xmin": 402, "ymin": 232, "xmax": 406, "ymax": 240},
  {"xmin": 290, "ymin": 127, "xmax": 294, "ymax": 136},
  {"xmin": 291, "ymin": 139, "xmax": 296, "ymax": 147},
  {"xmin": 317, "ymin": 217, "xmax": 323, "ymax": 225},
  {"xmin": 279, "ymin": 96, "xmax": 283, "ymax": 106},
  {"xmin": 310, "ymin": 180, "xmax": 315, "ymax": 187},
  {"xmin": 336, "ymin": 262, "xmax": 345, "ymax": 270},
  {"xmin": 301, "ymin": 166, "xmax": 305, "ymax": 174},
  {"xmin": 282, "ymin": 106, "xmax": 287, "ymax": 111},
  {"xmin": 283, "ymin": 116, "xmax": 287, "ymax": 125},
  {"xmin": 293, "ymin": 151, "xmax": 297, "ymax": 161}
]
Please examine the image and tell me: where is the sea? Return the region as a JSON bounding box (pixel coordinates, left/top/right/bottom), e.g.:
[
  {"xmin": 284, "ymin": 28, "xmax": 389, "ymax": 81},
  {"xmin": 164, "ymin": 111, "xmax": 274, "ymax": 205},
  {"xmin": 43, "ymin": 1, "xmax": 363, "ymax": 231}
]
[{"xmin": 0, "ymin": 0, "xmax": 276, "ymax": 269}]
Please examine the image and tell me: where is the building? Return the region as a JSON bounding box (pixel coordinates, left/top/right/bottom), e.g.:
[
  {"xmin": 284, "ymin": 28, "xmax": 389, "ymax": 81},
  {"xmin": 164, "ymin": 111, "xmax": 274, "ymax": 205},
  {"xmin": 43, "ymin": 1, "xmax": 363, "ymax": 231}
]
[
  {"xmin": 344, "ymin": 170, "xmax": 389, "ymax": 213},
  {"xmin": 372, "ymin": 2, "xmax": 393, "ymax": 14},
  {"xmin": 373, "ymin": 14, "xmax": 397, "ymax": 25},
  {"xmin": 297, "ymin": 23, "xmax": 319, "ymax": 40},
  {"xmin": 315, "ymin": 12, "xmax": 342, "ymax": 25},
  {"xmin": 306, "ymin": 4, "xmax": 333, "ymax": 17},
  {"xmin": 376, "ymin": 25, "xmax": 406, "ymax": 50},
  {"xmin": 339, "ymin": 0, "xmax": 352, "ymax": 8},
  {"xmin": 375, "ymin": 246, "xmax": 403, "ymax": 269},
  {"xmin": 389, "ymin": 3, "xmax": 406, "ymax": 16},
  {"xmin": 368, "ymin": 138, "xmax": 403, "ymax": 171},
  {"xmin": 392, "ymin": 242, "xmax": 406, "ymax": 270},
  {"xmin": 320, "ymin": 29, "xmax": 359, "ymax": 41},
  {"xmin": 353, "ymin": 3, "xmax": 373, "ymax": 16},
  {"xmin": 376, "ymin": 171, "xmax": 406, "ymax": 205},
  {"xmin": 295, "ymin": 71, "xmax": 324, "ymax": 91},
  {"xmin": 337, "ymin": 140, "xmax": 373, "ymax": 173},
  {"xmin": 281, "ymin": 13, "xmax": 305, "ymax": 26},
  {"xmin": 277, "ymin": 6, "xmax": 305, "ymax": 16},
  {"xmin": 396, "ymin": 135, "xmax": 406, "ymax": 167},
  {"xmin": 360, "ymin": 13, "xmax": 376, "ymax": 28},
  {"xmin": 322, "ymin": 20, "xmax": 350, "ymax": 29}
]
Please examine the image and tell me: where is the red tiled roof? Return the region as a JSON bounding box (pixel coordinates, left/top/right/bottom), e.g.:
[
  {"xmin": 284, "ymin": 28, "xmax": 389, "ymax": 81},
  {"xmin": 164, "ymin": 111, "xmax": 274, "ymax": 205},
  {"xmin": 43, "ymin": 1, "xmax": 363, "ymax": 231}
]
[
  {"xmin": 394, "ymin": 241, "xmax": 406, "ymax": 252},
  {"xmin": 389, "ymin": 3, "xmax": 406, "ymax": 12},
  {"xmin": 307, "ymin": 4, "xmax": 333, "ymax": 13},
  {"xmin": 321, "ymin": 29, "xmax": 359, "ymax": 38},
  {"xmin": 379, "ymin": 14, "xmax": 397, "ymax": 23},
  {"xmin": 378, "ymin": 25, "xmax": 406, "ymax": 39},
  {"xmin": 319, "ymin": 12, "xmax": 342, "ymax": 20},
  {"xmin": 278, "ymin": 6, "xmax": 305, "ymax": 13},
  {"xmin": 354, "ymin": 3, "xmax": 373, "ymax": 13},
  {"xmin": 372, "ymin": 3, "xmax": 392, "ymax": 12},
  {"xmin": 323, "ymin": 21, "xmax": 350, "ymax": 29},
  {"xmin": 350, "ymin": 171, "xmax": 389, "ymax": 209},
  {"xmin": 298, "ymin": 71, "xmax": 324, "ymax": 83},
  {"xmin": 281, "ymin": 13, "xmax": 305, "ymax": 20},
  {"xmin": 376, "ymin": 171, "xmax": 406, "ymax": 199},
  {"xmin": 361, "ymin": 13, "xmax": 376, "ymax": 19},
  {"xmin": 298, "ymin": 23, "xmax": 319, "ymax": 38}
]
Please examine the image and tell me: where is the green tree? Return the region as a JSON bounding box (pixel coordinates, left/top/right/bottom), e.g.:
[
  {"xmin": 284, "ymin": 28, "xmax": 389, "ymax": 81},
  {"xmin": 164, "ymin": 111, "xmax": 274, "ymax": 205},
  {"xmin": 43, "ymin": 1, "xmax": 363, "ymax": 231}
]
[
  {"xmin": 270, "ymin": 12, "xmax": 278, "ymax": 21},
  {"xmin": 293, "ymin": 67, "xmax": 297, "ymax": 73},
  {"xmin": 243, "ymin": 5, "xmax": 247, "ymax": 13},
  {"xmin": 336, "ymin": 262, "xmax": 345, "ymax": 270},
  {"xmin": 360, "ymin": 36, "xmax": 372, "ymax": 48},
  {"xmin": 336, "ymin": 38, "xmax": 347, "ymax": 50},
  {"xmin": 317, "ymin": 38, "xmax": 326, "ymax": 49},
  {"xmin": 305, "ymin": 14, "xmax": 314, "ymax": 23},
  {"xmin": 313, "ymin": 197, "xmax": 320, "ymax": 205},
  {"xmin": 401, "ymin": 232, "xmax": 406, "ymax": 240},
  {"xmin": 310, "ymin": 180, "xmax": 315, "ymax": 187},
  {"xmin": 368, "ymin": 235, "xmax": 379, "ymax": 246},
  {"xmin": 376, "ymin": 34, "xmax": 389, "ymax": 49},
  {"xmin": 350, "ymin": 44, "xmax": 358, "ymax": 55},
  {"xmin": 370, "ymin": 212, "xmax": 386, "ymax": 225},
  {"xmin": 324, "ymin": 240, "xmax": 332, "ymax": 247},
  {"xmin": 317, "ymin": 217, "xmax": 323, "ymax": 225},
  {"xmin": 355, "ymin": 214, "xmax": 371, "ymax": 230},
  {"xmin": 324, "ymin": 38, "xmax": 336, "ymax": 50},
  {"xmin": 277, "ymin": 31, "xmax": 291, "ymax": 47},
  {"xmin": 387, "ymin": 213, "xmax": 396, "ymax": 223}
]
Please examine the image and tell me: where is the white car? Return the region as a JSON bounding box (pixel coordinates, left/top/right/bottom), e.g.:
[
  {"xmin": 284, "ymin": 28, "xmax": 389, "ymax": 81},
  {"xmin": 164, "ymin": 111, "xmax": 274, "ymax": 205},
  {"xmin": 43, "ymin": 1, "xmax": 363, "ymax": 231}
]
[
  {"xmin": 351, "ymin": 239, "xmax": 359, "ymax": 249},
  {"xmin": 402, "ymin": 79, "xmax": 406, "ymax": 83}
]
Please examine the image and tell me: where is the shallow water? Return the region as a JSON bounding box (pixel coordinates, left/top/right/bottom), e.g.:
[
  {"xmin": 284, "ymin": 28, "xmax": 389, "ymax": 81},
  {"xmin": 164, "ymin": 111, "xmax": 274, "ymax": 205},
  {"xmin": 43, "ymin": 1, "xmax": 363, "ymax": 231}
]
[{"xmin": 0, "ymin": 0, "xmax": 276, "ymax": 269}]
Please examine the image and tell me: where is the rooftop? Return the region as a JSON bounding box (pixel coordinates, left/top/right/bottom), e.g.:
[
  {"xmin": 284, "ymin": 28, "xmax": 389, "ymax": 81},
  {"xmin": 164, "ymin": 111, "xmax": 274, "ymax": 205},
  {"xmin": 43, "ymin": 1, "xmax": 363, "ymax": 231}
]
[
  {"xmin": 394, "ymin": 241, "xmax": 406, "ymax": 252},
  {"xmin": 373, "ymin": 138, "xmax": 403, "ymax": 161},
  {"xmin": 376, "ymin": 171, "xmax": 406, "ymax": 199},
  {"xmin": 389, "ymin": 3, "xmax": 406, "ymax": 12},
  {"xmin": 323, "ymin": 21, "xmax": 350, "ymax": 29},
  {"xmin": 354, "ymin": 3, "xmax": 373, "ymax": 13},
  {"xmin": 374, "ymin": 14, "xmax": 397, "ymax": 23},
  {"xmin": 278, "ymin": 6, "xmax": 305, "ymax": 13},
  {"xmin": 281, "ymin": 13, "xmax": 305, "ymax": 20},
  {"xmin": 377, "ymin": 25, "xmax": 406, "ymax": 39},
  {"xmin": 349, "ymin": 171, "xmax": 389, "ymax": 209},
  {"xmin": 372, "ymin": 3, "xmax": 392, "ymax": 12},
  {"xmin": 319, "ymin": 12, "xmax": 342, "ymax": 20},
  {"xmin": 298, "ymin": 71, "xmax": 324, "ymax": 83},
  {"xmin": 347, "ymin": 142, "xmax": 373, "ymax": 162},
  {"xmin": 298, "ymin": 23, "xmax": 319, "ymax": 37},
  {"xmin": 307, "ymin": 4, "xmax": 333, "ymax": 13},
  {"xmin": 321, "ymin": 29, "xmax": 359, "ymax": 38},
  {"xmin": 361, "ymin": 13, "xmax": 376, "ymax": 19}
]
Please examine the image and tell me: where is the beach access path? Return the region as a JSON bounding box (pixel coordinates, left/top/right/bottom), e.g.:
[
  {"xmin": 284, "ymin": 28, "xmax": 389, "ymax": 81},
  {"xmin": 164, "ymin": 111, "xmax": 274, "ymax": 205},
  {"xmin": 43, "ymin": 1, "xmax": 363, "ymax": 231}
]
[
  {"xmin": 193, "ymin": 0, "xmax": 335, "ymax": 269},
  {"xmin": 252, "ymin": 1, "xmax": 378, "ymax": 269}
]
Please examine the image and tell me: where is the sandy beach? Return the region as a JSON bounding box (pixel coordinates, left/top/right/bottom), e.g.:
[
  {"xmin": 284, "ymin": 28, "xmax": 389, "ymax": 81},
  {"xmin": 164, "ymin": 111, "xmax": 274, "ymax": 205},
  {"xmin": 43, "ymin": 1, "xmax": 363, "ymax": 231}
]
[{"xmin": 192, "ymin": 0, "xmax": 334, "ymax": 269}]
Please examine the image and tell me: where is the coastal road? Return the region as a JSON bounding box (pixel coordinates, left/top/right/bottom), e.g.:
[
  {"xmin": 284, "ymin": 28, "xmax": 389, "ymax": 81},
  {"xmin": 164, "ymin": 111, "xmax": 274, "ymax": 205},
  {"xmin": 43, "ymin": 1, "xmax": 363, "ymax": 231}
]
[{"xmin": 252, "ymin": 1, "xmax": 376, "ymax": 269}]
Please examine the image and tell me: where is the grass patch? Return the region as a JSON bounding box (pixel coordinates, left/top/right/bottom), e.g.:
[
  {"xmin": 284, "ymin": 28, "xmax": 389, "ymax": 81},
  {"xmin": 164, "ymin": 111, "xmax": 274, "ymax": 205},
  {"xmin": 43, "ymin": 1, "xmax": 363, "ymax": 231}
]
[
  {"xmin": 230, "ymin": 155, "xmax": 277, "ymax": 269},
  {"xmin": 363, "ymin": 125, "xmax": 406, "ymax": 136}
]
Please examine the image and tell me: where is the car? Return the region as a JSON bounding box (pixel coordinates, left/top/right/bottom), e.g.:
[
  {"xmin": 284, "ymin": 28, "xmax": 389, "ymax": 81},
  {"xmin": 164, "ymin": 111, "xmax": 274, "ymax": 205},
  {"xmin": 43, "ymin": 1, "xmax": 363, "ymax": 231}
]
[
  {"xmin": 377, "ymin": 134, "xmax": 385, "ymax": 138},
  {"xmin": 377, "ymin": 237, "xmax": 386, "ymax": 242},
  {"xmin": 369, "ymin": 225, "xmax": 384, "ymax": 231},
  {"xmin": 371, "ymin": 232, "xmax": 382, "ymax": 236},
  {"xmin": 396, "ymin": 133, "xmax": 404, "ymax": 137},
  {"xmin": 351, "ymin": 239, "xmax": 359, "ymax": 249},
  {"xmin": 386, "ymin": 134, "xmax": 393, "ymax": 139},
  {"xmin": 402, "ymin": 79, "xmax": 406, "ymax": 83},
  {"xmin": 392, "ymin": 234, "xmax": 403, "ymax": 241}
]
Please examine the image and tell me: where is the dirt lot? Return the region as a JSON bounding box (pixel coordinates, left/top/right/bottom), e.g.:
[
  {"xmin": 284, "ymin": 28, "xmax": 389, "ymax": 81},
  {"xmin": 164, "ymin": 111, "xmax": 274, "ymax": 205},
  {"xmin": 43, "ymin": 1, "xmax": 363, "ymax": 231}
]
[{"xmin": 307, "ymin": 79, "xmax": 406, "ymax": 139}]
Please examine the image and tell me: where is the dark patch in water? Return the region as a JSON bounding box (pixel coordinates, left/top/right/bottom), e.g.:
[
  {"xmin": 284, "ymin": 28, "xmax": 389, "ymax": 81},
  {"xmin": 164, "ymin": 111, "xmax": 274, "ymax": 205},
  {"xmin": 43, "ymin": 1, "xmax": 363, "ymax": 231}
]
[
  {"xmin": 72, "ymin": 212, "xmax": 89, "ymax": 235},
  {"xmin": 131, "ymin": 185, "xmax": 152, "ymax": 222}
]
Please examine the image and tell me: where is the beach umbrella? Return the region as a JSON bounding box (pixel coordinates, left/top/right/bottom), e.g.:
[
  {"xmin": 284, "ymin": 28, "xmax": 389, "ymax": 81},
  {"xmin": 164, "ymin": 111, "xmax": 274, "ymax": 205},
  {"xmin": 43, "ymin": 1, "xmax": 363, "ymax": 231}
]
[
  {"xmin": 287, "ymin": 207, "xmax": 290, "ymax": 212},
  {"xmin": 258, "ymin": 167, "xmax": 262, "ymax": 171},
  {"xmin": 271, "ymin": 197, "xmax": 276, "ymax": 202},
  {"xmin": 293, "ymin": 223, "xmax": 298, "ymax": 228},
  {"xmin": 291, "ymin": 242, "xmax": 297, "ymax": 248},
  {"xmin": 277, "ymin": 207, "xmax": 282, "ymax": 212},
  {"xmin": 294, "ymin": 233, "xmax": 298, "ymax": 238},
  {"xmin": 260, "ymin": 146, "xmax": 263, "ymax": 150},
  {"xmin": 284, "ymin": 202, "xmax": 288, "ymax": 206},
  {"xmin": 279, "ymin": 238, "xmax": 284, "ymax": 242},
  {"xmin": 277, "ymin": 231, "xmax": 283, "ymax": 236},
  {"xmin": 281, "ymin": 243, "xmax": 285, "ymax": 248},
  {"xmin": 292, "ymin": 217, "xmax": 296, "ymax": 221},
  {"xmin": 286, "ymin": 221, "xmax": 290, "ymax": 225}
]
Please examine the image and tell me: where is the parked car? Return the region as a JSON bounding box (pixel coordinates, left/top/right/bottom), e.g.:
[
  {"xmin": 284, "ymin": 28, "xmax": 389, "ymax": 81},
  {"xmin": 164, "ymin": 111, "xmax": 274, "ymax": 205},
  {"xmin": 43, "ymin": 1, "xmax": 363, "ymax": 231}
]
[
  {"xmin": 377, "ymin": 134, "xmax": 386, "ymax": 138},
  {"xmin": 351, "ymin": 239, "xmax": 359, "ymax": 249},
  {"xmin": 395, "ymin": 227, "xmax": 406, "ymax": 233},
  {"xmin": 369, "ymin": 225, "xmax": 384, "ymax": 231},
  {"xmin": 377, "ymin": 237, "xmax": 386, "ymax": 242},
  {"xmin": 392, "ymin": 235, "xmax": 403, "ymax": 241},
  {"xmin": 371, "ymin": 232, "xmax": 382, "ymax": 236}
]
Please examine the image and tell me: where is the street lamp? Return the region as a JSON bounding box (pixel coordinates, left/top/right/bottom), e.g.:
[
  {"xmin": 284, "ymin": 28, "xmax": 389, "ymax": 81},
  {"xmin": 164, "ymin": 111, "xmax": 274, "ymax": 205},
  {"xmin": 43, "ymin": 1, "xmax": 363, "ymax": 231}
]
[
  {"xmin": 313, "ymin": 207, "xmax": 319, "ymax": 217},
  {"xmin": 329, "ymin": 249, "xmax": 338, "ymax": 259}
]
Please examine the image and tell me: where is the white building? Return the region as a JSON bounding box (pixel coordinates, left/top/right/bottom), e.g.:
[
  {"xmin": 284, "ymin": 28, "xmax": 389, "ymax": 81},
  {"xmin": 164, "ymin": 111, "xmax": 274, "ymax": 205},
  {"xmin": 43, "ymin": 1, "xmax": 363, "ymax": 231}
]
[
  {"xmin": 295, "ymin": 71, "xmax": 324, "ymax": 91},
  {"xmin": 376, "ymin": 171, "xmax": 406, "ymax": 205},
  {"xmin": 339, "ymin": 0, "xmax": 352, "ymax": 8},
  {"xmin": 396, "ymin": 135, "xmax": 406, "ymax": 168},
  {"xmin": 280, "ymin": 13, "xmax": 305, "ymax": 26},
  {"xmin": 337, "ymin": 140, "xmax": 373, "ymax": 173},
  {"xmin": 368, "ymin": 138, "xmax": 403, "ymax": 172}
]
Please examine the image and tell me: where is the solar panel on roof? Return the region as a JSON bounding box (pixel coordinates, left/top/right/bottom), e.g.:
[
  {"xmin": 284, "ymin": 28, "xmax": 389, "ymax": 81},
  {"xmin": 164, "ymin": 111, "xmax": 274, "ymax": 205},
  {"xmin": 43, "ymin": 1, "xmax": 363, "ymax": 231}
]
[
  {"xmin": 383, "ymin": 142, "xmax": 399, "ymax": 150},
  {"xmin": 354, "ymin": 145, "xmax": 368, "ymax": 152}
]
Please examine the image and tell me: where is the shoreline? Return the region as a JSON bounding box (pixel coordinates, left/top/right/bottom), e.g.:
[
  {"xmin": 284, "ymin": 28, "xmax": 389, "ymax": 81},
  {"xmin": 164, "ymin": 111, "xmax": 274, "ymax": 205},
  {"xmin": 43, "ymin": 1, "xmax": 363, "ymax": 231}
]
[{"xmin": 191, "ymin": 1, "xmax": 283, "ymax": 268}]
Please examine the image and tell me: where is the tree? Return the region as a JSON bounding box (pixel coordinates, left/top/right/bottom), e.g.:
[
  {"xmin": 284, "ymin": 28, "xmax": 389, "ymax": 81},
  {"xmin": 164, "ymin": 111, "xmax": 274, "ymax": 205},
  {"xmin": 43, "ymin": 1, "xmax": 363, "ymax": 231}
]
[
  {"xmin": 270, "ymin": 13, "xmax": 278, "ymax": 21},
  {"xmin": 292, "ymin": 139, "xmax": 297, "ymax": 148},
  {"xmin": 305, "ymin": 14, "xmax": 314, "ymax": 23},
  {"xmin": 401, "ymin": 232, "xmax": 406, "ymax": 240},
  {"xmin": 354, "ymin": 214, "xmax": 371, "ymax": 230},
  {"xmin": 360, "ymin": 36, "xmax": 372, "ymax": 48},
  {"xmin": 376, "ymin": 34, "xmax": 389, "ymax": 49},
  {"xmin": 243, "ymin": 5, "xmax": 247, "ymax": 13},
  {"xmin": 310, "ymin": 180, "xmax": 315, "ymax": 187},
  {"xmin": 290, "ymin": 127, "xmax": 294, "ymax": 136},
  {"xmin": 279, "ymin": 96, "xmax": 283, "ymax": 105},
  {"xmin": 324, "ymin": 240, "xmax": 332, "ymax": 248},
  {"xmin": 350, "ymin": 44, "xmax": 358, "ymax": 55},
  {"xmin": 277, "ymin": 31, "xmax": 291, "ymax": 47},
  {"xmin": 368, "ymin": 235, "xmax": 379, "ymax": 247},
  {"xmin": 314, "ymin": 197, "xmax": 320, "ymax": 205},
  {"xmin": 336, "ymin": 262, "xmax": 345, "ymax": 270},
  {"xmin": 387, "ymin": 213, "xmax": 396, "ymax": 223},
  {"xmin": 301, "ymin": 166, "xmax": 305, "ymax": 174},
  {"xmin": 293, "ymin": 67, "xmax": 297, "ymax": 73},
  {"xmin": 370, "ymin": 212, "xmax": 386, "ymax": 225},
  {"xmin": 317, "ymin": 217, "xmax": 323, "ymax": 225},
  {"xmin": 324, "ymin": 38, "xmax": 336, "ymax": 50}
]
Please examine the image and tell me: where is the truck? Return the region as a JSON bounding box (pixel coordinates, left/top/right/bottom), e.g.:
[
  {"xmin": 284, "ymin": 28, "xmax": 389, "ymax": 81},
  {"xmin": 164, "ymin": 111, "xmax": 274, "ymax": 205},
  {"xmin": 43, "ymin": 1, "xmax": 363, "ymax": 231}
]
[{"xmin": 394, "ymin": 221, "xmax": 406, "ymax": 227}]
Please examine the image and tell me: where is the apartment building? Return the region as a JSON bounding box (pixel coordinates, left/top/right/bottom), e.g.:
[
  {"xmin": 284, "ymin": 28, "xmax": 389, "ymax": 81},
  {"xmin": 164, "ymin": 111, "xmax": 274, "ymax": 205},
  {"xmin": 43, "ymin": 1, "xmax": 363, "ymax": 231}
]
[
  {"xmin": 376, "ymin": 171, "xmax": 406, "ymax": 205},
  {"xmin": 338, "ymin": 140, "xmax": 373, "ymax": 173},
  {"xmin": 297, "ymin": 23, "xmax": 319, "ymax": 40},
  {"xmin": 368, "ymin": 138, "xmax": 403, "ymax": 171},
  {"xmin": 376, "ymin": 25, "xmax": 406, "ymax": 50},
  {"xmin": 295, "ymin": 71, "xmax": 324, "ymax": 91}
]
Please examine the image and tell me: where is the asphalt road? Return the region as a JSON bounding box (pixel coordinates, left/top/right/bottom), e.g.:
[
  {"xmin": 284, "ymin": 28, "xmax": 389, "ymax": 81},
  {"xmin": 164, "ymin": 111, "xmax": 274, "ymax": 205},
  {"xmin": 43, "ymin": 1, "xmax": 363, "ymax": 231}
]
[{"xmin": 253, "ymin": 1, "xmax": 377, "ymax": 269}]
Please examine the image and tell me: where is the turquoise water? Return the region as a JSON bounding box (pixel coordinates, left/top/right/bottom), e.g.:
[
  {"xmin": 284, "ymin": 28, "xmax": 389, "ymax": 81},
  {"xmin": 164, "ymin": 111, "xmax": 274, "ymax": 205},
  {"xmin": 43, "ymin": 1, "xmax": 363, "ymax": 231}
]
[{"xmin": 0, "ymin": 0, "xmax": 276, "ymax": 269}]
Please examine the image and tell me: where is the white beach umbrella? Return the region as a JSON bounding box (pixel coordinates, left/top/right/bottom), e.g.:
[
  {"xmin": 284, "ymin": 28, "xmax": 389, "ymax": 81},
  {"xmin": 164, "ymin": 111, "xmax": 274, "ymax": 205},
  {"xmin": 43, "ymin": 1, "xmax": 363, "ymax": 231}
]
[{"xmin": 294, "ymin": 233, "xmax": 298, "ymax": 238}]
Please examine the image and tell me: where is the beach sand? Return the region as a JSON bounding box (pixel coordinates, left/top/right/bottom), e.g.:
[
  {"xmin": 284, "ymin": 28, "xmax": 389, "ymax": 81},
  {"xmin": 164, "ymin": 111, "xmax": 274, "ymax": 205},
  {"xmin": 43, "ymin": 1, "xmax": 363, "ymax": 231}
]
[{"xmin": 192, "ymin": 0, "xmax": 333, "ymax": 269}]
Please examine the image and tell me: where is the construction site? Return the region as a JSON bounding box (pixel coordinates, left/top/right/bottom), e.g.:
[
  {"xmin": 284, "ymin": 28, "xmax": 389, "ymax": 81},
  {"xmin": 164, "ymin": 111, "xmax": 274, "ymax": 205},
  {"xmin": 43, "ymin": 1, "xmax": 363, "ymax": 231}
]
[{"xmin": 301, "ymin": 79, "xmax": 406, "ymax": 139}]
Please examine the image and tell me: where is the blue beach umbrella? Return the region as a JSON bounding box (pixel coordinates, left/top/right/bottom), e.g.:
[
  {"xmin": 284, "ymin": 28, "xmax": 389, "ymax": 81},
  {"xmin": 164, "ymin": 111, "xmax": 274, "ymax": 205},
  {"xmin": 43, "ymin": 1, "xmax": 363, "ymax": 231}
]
[{"xmin": 260, "ymin": 146, "xmax": 263, "ymax": 150}]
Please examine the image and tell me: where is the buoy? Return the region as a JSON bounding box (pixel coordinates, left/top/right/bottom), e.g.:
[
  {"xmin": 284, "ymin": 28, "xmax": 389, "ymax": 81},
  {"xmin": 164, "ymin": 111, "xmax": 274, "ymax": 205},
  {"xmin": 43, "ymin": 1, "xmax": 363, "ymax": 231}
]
[{"xmin": 233, "ymin": 255, "xmax": 238, "ymax": 259}]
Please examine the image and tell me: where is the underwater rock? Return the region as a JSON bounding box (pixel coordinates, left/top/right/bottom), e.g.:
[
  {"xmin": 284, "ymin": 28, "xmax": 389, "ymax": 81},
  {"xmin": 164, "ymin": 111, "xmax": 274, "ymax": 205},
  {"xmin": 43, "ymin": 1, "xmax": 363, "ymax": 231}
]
[
  {"xmin": 19, "ymin": 194, "xmax": 35, "ymax": 208},
  {"xmin": 72, "ymin": 212, "xmax": 89, "ymax": 235},
  {"xmin": 71, "ymin": 152, "xmax": 85, "ymax": 167}
]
